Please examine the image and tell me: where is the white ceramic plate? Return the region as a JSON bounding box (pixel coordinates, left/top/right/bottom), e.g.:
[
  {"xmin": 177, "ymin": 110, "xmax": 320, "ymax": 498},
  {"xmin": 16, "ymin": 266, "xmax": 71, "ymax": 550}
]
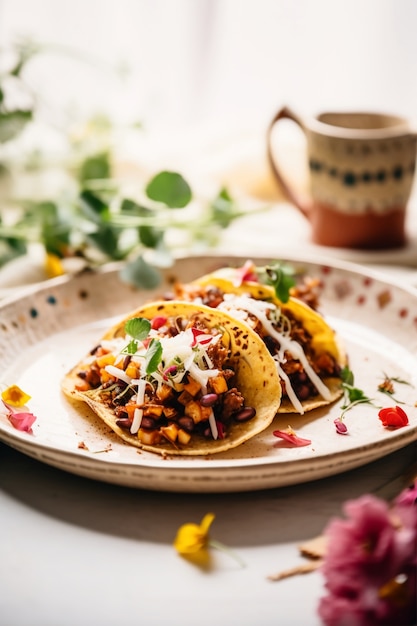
[{"xmin": 0, "ymin": 254, "xmax": 416, "ymax": 493}]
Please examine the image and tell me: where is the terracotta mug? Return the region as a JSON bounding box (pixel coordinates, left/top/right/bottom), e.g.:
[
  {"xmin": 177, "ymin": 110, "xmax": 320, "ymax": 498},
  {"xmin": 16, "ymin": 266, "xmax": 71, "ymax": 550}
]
[{"xmin": 267, "ymin": 106, "xmax": 417, "ymax": 249}]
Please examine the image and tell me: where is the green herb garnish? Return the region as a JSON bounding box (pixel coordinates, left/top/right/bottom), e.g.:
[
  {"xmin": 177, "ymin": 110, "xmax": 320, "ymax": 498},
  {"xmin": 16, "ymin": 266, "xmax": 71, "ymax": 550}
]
[
  {"xmin": 122, "ymin": 318, "xmax": 151, "ymax": 354},
  {"xmin": 144, "ymin": 338, "xmax": 163, "ymax": 375},
  {"xmin": 377, "ymin": 372, "xmax": 413, "ymax": 404},
  {"xmin": 262, "ymin": 261, "xmax": 296, "ymax": 303},
  {"xmin": 339, "ymin": 365, "xmax": 376, "ymax": 417}
]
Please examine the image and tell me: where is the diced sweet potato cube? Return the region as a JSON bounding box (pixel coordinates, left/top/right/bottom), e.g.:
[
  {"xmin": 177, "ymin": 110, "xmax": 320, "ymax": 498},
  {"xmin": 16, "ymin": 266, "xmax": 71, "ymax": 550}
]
[
  {"xmin": 160, "ymin": 423, "xmax": 179, "ymax": 443},
  {"xmin": 137, "ymin": 429, "xmax": 161, "ymax": 445},
  {"xmin": 75, "ymin": 379, "xmax": 91, "ymax": 392},
  {"xmin": 210, "ymin": 374, "xmax": 228, "ymax": 394},
  {"xmin": 96, "ymin": 353, "xmax": 115, "ymax": 368},
  {"xmin": 183, "ymin": 376, "xmax": 201, "ymax": 397},
  {"xmin": 184, "ymin": 400, "xmax": 202, "ymax": 423},
  {"xmin": 143, "ymin": 404, "xmax": 164, "ymax": 418},
  {"xmin": 100, "ymin": 369, "xmax": 115, "ymax": 383},
  {"xmin": 177, "ymin": 429, "xmax": 191, "ymax": 445},
  {"xmin": 125, "ymin": 362, "xmax": 140, "ymax": 379},
  {"xmin": 177, "ymin": 390, "xmax": 193, "ymax": 406},
  {"xmin": 163, "ymin": 406, "xmax": 180, "ymax": 420},
  {"xmin": 157, "ymin": 383, "xmax": 174, "ymax": 402},
  {"xmin": 185, "ymin": 401, "xmax": 212, "ymax": 424}
]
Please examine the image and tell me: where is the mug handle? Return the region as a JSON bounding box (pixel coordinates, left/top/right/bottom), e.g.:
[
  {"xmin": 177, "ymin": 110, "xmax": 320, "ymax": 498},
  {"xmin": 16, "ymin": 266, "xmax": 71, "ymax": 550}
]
[{"xmin": 267, "ymin": 106, "xmax": 311, "ymax": 218}]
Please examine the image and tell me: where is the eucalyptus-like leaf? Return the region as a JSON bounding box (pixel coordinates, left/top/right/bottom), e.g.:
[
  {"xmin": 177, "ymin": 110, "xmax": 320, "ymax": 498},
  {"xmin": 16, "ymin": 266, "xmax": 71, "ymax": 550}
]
[
  {"xmin": 120, "ymin": 198, "xmax": 151, "ymax": 216},
  {"xmin": 119, "ymin": 255, "xmax": 162, "ymax": 289},
  {"xmin": 209, "ymin": 187, "xmax": 245, "ymax": 228},
  {"xmin": 86, "ymin": 225, "xmax": 121, "ymax": 258},
  {"xmin": 145, "ymin": 171, "xmax": 192, "ymax": 208},
  {"xmin": 0, "ymin": 236, "xmax": 27, "ymax": 267},
  {"xmin": 0, "ymin": 110, "xmax": 32, "ymax": 143},
  {"xmin": 79, "ymin": 190, "xmax": 110, "ymax": 223},
  {"xmin": 78, "ymin": 152, "xmax": 111, "ymax": 184}
]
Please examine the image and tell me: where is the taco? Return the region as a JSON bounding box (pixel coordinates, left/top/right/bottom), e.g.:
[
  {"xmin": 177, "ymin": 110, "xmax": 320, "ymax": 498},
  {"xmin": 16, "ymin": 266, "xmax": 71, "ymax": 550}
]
[
  {"xmin": 170, "ymin": 263, "xmax": 346, "ymax": 414},
  {"xmin": 62, "ymin": 301, "xmax": 282, "ymax": 456}
]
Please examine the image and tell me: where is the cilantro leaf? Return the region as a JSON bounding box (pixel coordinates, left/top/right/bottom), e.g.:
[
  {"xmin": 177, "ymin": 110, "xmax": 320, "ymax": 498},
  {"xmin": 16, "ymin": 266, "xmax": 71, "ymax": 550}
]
[
  {"xmin": 263, "ymin": 262, "xmax": 296, "ymax": 303},
  {"xmin": 124, "ymin": 318, "xmax": 151, "ymax": 341},
  {"xmin": 144, "ymin": 338, "xmax": 163, "ymax": 374},
  {"xmin": 340, "ymin": 365, "xmax": 354, "ymax": 386}
]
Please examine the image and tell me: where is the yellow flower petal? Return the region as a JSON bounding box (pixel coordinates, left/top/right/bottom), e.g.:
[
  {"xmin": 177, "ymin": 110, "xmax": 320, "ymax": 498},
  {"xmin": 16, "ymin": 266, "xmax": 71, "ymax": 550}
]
[
  {"xmin": 1, "ymin": 385, "xmax": 31, "ymax": 407},
  {"xmin": 173, "ymin": 513, "xmax": 215, "ymax": 555},
  {"xmin": 45, "ymin": 253, "xmax": 65, "ymax": 278}
]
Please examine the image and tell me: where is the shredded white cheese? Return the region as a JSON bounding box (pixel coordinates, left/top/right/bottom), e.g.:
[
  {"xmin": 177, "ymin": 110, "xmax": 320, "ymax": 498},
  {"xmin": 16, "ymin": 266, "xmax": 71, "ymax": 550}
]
[
  {"xmin": 130, "ymin": 378, "xmax": 146, "ymax": 434},
  {"xmin": 208, "ymin": 409, "xmax": 218, "ymax": 440},
  {"xmin": 104, "ymin": 364, "xmax": 132, "ymax": 385},
  {"xmin": 218, "ymin": 294, "xmax": 332, "ymax": 406}
]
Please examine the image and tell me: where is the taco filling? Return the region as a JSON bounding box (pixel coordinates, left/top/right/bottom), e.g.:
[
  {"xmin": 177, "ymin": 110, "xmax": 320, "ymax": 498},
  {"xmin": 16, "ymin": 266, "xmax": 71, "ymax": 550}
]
[
  {"xmin": 169, "ymin": 268, "xmax": 345, "ymax": 414},
  {"xmin": 62, "ymin": 301, "xmax": 281, "ymax": 456}
]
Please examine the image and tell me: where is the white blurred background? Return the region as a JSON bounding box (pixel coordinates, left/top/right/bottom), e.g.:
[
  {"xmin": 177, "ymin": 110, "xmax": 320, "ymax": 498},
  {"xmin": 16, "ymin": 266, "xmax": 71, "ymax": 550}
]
[
  {"xmin": 1, "ymin": 0, "xmax": 417, "ymax": 285},
  {"xmin": 1, "ymin": 0, "xmax": 417, "ymax": 136}
]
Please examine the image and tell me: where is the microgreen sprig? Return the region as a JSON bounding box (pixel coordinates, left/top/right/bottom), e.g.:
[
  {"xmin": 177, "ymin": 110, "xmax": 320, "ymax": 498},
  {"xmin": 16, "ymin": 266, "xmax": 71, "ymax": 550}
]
[
  {"xmin": 339, "ymin": 365, "xmax": 376, "ymax": 418},
  {"xmin": 121, "ymin": 317, "xmax": 163, "ymax": 375},
  {"xmin": 122, "ymin": 318, "xmax": 151, "ymax": 355},
  {"xmin": 377, "ymin": 372, "xmax": 413, "ymax": 404}
]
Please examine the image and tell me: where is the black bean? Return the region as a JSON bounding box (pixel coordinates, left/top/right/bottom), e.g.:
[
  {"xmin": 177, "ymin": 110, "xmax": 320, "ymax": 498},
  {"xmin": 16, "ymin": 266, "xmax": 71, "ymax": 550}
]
[
  {"xmin": 200, "ymin": 393, "xmax": 218, "ymax": 407},
  {"xmin": 140, "ymin": 416, "xmax": 158, "ymax": 429},
  {"xmin": 178, "ymin": 416, "xmax": 195, "ymax": 432},
  {"xmin": 234, "ymin": 406, "xmax": 256, "ymax": 422},
  {"xmin": 115, "ymin": 418, "xmax": 131, "ymax": 430},
  {"xmin": 296, "ymin": 385, "xmax": 311, "ymax": 401},
  {"xmin": 296, "ymin": 371, "xmax": 308, "ymax": 383},
  {"xmin": 123, "ymin": 355, "xmax": 132, "ymax": 369}
]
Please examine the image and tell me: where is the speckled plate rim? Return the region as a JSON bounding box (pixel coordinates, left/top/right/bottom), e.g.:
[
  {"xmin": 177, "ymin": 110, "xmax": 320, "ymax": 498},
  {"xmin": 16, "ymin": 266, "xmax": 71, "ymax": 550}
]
[{"xmin": 0, "ymin": 253, "xmax": 416, "ymax": 493}]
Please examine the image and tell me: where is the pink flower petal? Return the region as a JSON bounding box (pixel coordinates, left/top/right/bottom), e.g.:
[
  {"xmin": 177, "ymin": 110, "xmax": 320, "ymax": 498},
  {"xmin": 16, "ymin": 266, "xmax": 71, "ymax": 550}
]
[
  {"xmin": 3, "ymin": 401, "xmax": 37, "ymax": 432},
  {"xmin": 232, "ymin": 260, "xmax": 258, "ymax": 287},
  {"xmin": 334, "ymin": 418, "xmax": 348, "ymax": 434},
  {"xmin": 8, "ymin": 410, "xmax": 37, "ymax": 432},
  {"xmin": 273, "ymin": 427, "xmax": 311, "ymax": 447}
]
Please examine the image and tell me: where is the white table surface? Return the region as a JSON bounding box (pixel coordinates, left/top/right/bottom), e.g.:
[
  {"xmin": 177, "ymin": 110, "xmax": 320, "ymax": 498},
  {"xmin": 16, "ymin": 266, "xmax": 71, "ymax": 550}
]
[{"xmin": 1, "ymin": 129, "xmax": 417, "ymax": 626}]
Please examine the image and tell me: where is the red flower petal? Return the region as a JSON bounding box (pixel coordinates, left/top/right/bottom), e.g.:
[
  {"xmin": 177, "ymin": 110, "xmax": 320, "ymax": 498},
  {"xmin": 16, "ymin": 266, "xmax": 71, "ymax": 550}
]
[
  {"xmin": 273, "ymin": 427, "xmax": 311, "ymax": 447},
  {"xmin": 151, "ymin": 316, "xmax": 167, "ymax": 330},
  {"xmin": 190, "ymin": 327, "xmax": 213, "ymax": 346},
  {"xmin": 378, "ymin": 405, "xmax": 409, "ymax": 429},
  {"xmin": 233, "ymin": 260, "xmax": 258, "ymax": 287}
]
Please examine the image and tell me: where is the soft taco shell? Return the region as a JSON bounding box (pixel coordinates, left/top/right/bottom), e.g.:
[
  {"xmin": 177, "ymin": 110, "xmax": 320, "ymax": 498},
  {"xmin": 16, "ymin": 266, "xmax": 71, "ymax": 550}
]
[
  {"xmin": 62, "ymin": 301, "xmax": 282, "ymax": 456},
  {"xmin": 191, "ymin": 270, "xmax": 347, "ymax": 413}
]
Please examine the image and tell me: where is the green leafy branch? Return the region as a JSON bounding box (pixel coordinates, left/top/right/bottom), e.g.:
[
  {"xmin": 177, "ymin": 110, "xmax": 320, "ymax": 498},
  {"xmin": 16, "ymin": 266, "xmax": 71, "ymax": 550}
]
[
  {"xmin": 0, "ymin": 160, "xmax": 249, "ymax": 288},
  {"xmin": 0, "ymin": 40, "xmax": 260, "ymax": 289}
]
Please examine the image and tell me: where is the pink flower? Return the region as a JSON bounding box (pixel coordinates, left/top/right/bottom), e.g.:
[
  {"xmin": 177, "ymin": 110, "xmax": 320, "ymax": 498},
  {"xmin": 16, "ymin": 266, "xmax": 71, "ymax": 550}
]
[
  {"xmin": 318, "ymin": 489, "xmax": 417, "ymax": 626},
  {"xmin": 2, "ymin": 401, "xmax": 37, "ymax": 433},
  {"xmin": 378, "ymin": 406, "xmax": 409, "ymax": 429},
  {"xmin": 232, "ymin": 260, "xmax": 258, "ymax": 287},
  {"xmin": 273, "ymin": 426, "xmax": 311, "ymax": 447},
  {"xmin": 334, "ymin": 418, "xmax": 348, "ymax": 435}
]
